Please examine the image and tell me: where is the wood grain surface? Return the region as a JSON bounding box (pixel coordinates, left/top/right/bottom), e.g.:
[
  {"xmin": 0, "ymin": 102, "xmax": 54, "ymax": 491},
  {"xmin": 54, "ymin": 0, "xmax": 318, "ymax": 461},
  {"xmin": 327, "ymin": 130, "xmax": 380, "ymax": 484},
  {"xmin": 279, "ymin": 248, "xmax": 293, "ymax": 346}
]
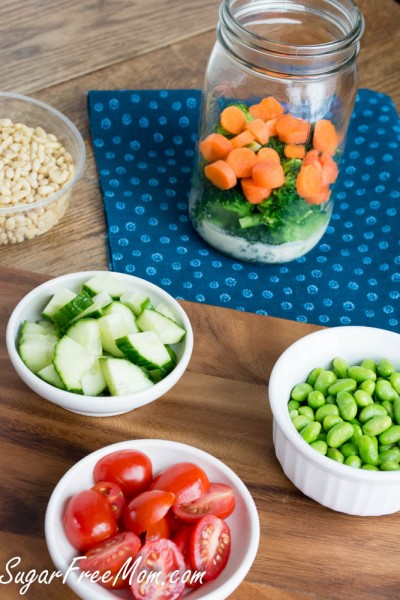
[{"xmin": 0, "ymin": 0, "xmax": 399, "ymax": 598}]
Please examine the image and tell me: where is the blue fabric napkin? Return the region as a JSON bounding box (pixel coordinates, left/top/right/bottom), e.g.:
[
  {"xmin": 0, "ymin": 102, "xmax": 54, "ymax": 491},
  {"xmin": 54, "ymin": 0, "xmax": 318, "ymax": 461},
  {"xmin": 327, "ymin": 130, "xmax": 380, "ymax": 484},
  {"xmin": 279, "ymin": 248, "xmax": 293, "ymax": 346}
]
[{"xmin": 87, "ymin": 89, "xmax": 400, "ymax": 331}]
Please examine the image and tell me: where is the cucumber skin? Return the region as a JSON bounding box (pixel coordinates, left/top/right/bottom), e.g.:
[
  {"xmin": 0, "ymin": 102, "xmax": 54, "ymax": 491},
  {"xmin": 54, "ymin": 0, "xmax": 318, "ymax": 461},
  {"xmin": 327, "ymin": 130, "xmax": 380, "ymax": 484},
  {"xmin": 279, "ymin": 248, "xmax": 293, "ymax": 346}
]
[
  {"xmin": 52, "ymin": 293, "xmax": 94, "ymax": 335},
  {"xmin": 136, "ymin": 309, "xmax": 186, "ymax": 344},
  {"xmin": 116, "ymin": 336, "xmax": 174, "ymax": 373}
]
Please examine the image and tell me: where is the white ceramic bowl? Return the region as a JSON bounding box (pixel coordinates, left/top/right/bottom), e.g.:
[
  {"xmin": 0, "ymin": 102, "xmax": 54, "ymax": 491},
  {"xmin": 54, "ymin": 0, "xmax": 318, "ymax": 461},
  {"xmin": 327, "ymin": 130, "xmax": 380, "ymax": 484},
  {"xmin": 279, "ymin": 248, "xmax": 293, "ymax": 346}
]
[
  {"xmin": 45, "ymin": 439, "xmax": 260, "ymax": 600},
  {"xmin": 6, "ymin": 271, "xmax": 193, "ymax": 417},
  {"xmin": 269, "ymin": 326, "xmax": 400, "ymax": 516}
]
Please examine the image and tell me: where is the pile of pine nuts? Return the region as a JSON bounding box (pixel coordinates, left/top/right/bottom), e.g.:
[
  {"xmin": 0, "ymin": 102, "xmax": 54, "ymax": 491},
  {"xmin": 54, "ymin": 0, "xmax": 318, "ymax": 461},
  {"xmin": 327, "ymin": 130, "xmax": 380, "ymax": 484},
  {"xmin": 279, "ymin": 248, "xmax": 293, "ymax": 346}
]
[{"xmin": 0, "ymin": 118, "xmax": 75, "ymax": 244}]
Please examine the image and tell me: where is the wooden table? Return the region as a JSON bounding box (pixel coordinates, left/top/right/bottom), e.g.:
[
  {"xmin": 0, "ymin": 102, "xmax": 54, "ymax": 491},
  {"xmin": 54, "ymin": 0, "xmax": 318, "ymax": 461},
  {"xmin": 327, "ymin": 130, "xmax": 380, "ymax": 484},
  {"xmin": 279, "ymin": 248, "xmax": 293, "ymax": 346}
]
[{"xmin": 0, "ymin": 1, "xmax": 399, "ymax": 598}]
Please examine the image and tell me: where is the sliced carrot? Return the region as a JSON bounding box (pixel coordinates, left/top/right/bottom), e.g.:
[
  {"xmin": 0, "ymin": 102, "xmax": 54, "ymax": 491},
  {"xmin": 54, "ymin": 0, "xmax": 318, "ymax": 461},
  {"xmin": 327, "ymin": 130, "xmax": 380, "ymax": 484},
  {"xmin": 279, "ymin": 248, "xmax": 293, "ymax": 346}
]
[
  {"xmin": 231, "ymin": 129, "xmax": 256, "ymax": 149},
  {"xmin": 245, "ymin": 118, "xmax": 270, "ymax": 145},
  {"xmin": 313, "ymin": 119, "xmax": 339, "ymax": 155},
  {"xmin": 199, "ymin": 133, "xmax": 233, "ymax": 163},
  {"xmin": 252, "ymin": 160, "xmax": 285, "ymax": 189},
  {"xmin": 304, "ymin": 186, "xmax": 332, "ymax": 205},
  {"xmin": 220, "ymin": 106, "xmax": 247, "ymax": 135},
  {"xmin": 296, "ymin": 164, "xmax": 322, "ymax": 198},
  {"xmin": 265, "ymin": 118, "xmax": 278, "ymax": 137},
  {"xmin": 276, "ymin": 114, "xmax": 310, "ymax": 144},
  {"xmin": 204, "ymin": 160, "xmax": 237, "ymax": 190},
  {"xmin": 319, "ymin": 152, "xmax": 339, "ymax": 185},
  {"xmin": 284, "ymin": 144, "xmax": 305, "ymax": 159},
  {"xmin": 303, "ymin": 149, "xmax": 321, "ymax": 168},
  {"xmin": 241, "ymin": 177, "xmax": 271, "ymax": 204},
  {"xmin": 249, "ymin": 97, "xmax": 284, "ymax": 121},
  {"xmin": 257, "ymin": 147, "xmax": 281, "ymax": 164},
  {"xmin": 226, "ymin": 147, "xmax": 258, "ymax": 178}
]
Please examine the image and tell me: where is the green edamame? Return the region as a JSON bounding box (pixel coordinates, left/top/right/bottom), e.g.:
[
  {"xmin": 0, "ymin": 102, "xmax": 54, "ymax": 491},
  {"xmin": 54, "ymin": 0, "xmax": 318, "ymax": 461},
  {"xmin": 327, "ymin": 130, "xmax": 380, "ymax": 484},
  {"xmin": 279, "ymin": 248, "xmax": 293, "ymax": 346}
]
[
  {"xmin": 291, "ymin": 382, "xmax": 313, "ymax": 402},
  {"xmin": 323, "ymin": 414, "xmax": 343, "ymax": 431},
  {"xmin": 292, "ymin": 415, "xmax": 311, "ymax": 431},
  {"xmin": 336, "ymin": 391, "xmax": 358, "ymax": 421},
  {"xmin": 314, "ymin": 370, "xmax": 337, "ymax": 395},
  {"xmin": 390, "ymin": 372, "xmax": 400, "ymax": 394},
  {"xmin": 307, "ymin": 390, "xmax": 326, "ymax": 409},
  {"xmin": 360, "ymin": 359, "xmax": 376, "ymax": 373},
  {"xmin": 358, "ymin": 435, "xmax": 379, "ymax": 466},
  {"xmin": 332, "ymin": 357, "xmax": 349, "ymax": 379},
  {"xmin": 289, "ymin": 409, "xmax": 299, "ymax": 419},
  {"xmin": 362, "ymin": 415, "xmax": 392, "ymax": 437},
  {"xmin": 378, "ymin": 447, "xmax": 400, "ymax": 465},
  {"xmin": 326, "ymin": 422, "xmax": 354, "ymax": 449},
  {"xmin": 359, "ymin": 379, "xmax": 376, "ymax": 396},
  {"xmin": 315, "ymin": 404, "xmax": 339, "ymax": 423},
  {"xmin": 394, "ymin": 398, "xmax": 400, "ymax": 425},
  {"xmin": 378, "ymin": 444, "xmax": 394, "ymax": 453},
  {"xmin": 359, "ymin": 403, "xmax": 387, "ymax": 423},
  {"xmin": 300, "ymin": 421, "xmax": 321, "ymax": 444},
  {"xmin": 345, "ymin": 455, "xmax": 362, "ymax": 468},
  {"xmin": 378, "ymin": 424, "xmax": 400, "ymax": 445},
  {"xmin": 328, "ymin": 378, "xmax": 357, "ymax": 396},
  {"xmin": 354, "ymin": 389, "xmax": 374, "ymax": 408},
  {"xmin": 380, "ymin": 461, "xmax": 400, "ymax": 471},
  {"xmin": 375, "ymin": 379, "xmax": 398, "ymax": 402},
  {"xmin": 288, "ymin": 400, "xmax": 300, "ymax": 411},
  {"xmin": 340, "ymin": 442, "xmax": 358, "ymax": 458},
  {"xmin": 310, "ymin": 440, "xmax": 328, "ymax": 455},
  {"xmin": 377, "ymin": 359, "xmax": 395, "ymax": 378},
  {"xmin": 361, "ymin": 464, "xmax": 379, "ymax": 471},
  {"xmin": 326, "ymin": 448, "xmax": 344, "ymax": 463},
  {"xmin": 298, "ymin": 406, "xmax": 314, "ymax": 420},
  {"xmin": 306, "ymin": 367, "xmax": 324, "ymax": 387},
  {"xmin": 351, "ymin": 423, "xmax": 363, "ymax": 446},
  {"xmin": 347, "ymin": 365, "xmax": 376, "ymax": 383}
]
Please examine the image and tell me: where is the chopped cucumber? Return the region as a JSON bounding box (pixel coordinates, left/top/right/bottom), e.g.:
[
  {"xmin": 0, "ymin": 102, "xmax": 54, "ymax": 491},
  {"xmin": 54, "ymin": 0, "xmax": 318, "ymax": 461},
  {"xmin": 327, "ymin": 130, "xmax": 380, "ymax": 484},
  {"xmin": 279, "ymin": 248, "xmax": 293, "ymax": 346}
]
[
  {"xmin": 81, "ymin": 360, "xmax": 107, "ymax": 396},
  {"xmin": 66, "ymin": 319, "xmax": 102, "ymax": 357},
  {"xmin": 53, "ymin": 336, "xmax": 95, "ymax": 392},
  {"xmin": 116, "ymin": 331, "xmax": 173, "ymax": 372},
  {"xmin": 52, "ymin": 292, "xmax": 93, "ymax": 334},
  {"xmin": 20, "ymin": 320, "xmax": 56, "ymax": 337},
  {"xmin": 121, "ymin": 290, "xmax": 153, "ymax": 316},
  {"xmin": 98, "ymin": 313, "xmax": 136, "ymax": 357},
  {"xmin": 83, "ymin": 274, "xmax": 126, "ymax": 299},
  {"xmin": 100, "ymin": 357, "xmax": 153, "ymax": 395},
  {"xmin": 37, "ymin": 364, "xmax": 64, "ymax": 389},
  {"xmin": 36, "ymin": 319, "xmax": 55, "ymax": 331},
  {"xmin": 103, "ymin": 301, "xmax": 139, "ymax": 332},
  {"xmin": 154, "ymin": 303, "xmax": 177, "ymax": 322},
  {"xmin": 77, "ymin": 292, "xmax": 113, "ymax": 319},
  {"xmin": 19, "ymin": 337, "xmax": 57, "ymax": 373},
  {"xmin": 136, "ymin": 309, "xmax": 186, "ymax": 344},
  {"xmin": 42, "ymin": 288, "xmax": 77, "ymax": 320}
]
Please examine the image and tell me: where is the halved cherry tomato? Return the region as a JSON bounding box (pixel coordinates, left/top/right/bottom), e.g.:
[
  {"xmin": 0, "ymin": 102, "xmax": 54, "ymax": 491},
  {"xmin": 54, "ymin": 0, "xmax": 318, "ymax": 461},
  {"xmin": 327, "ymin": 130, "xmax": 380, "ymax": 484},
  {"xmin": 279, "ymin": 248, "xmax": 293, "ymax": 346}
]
[
  {"xmin": 145, "ymin": 516, "xmax": 170, "ymax": 541},
  {"xmin": 173, "ymin": 483, "xmax": 236, "ymax": 522},
  {"xmin": 63, "ymin": 489, "xmax": 117, "ymax": 552},
  {"xmin": 165, "ymin": 510, "xmax": 188, "ymax": 537},
  {"xmin": 173, "ymin": 526, "xmax": 202, "ymax": 589},
  {"xmin": 93, "ymin": 450, "xmax": 152, "ymax": 498},
  {"xmin": 123, "ymin": 490, "xmax": 175, "ymax": 536},
  {"xmin": 190, "ymin": 515, "xmax": 231, "ymax": 582},
  {"xmin": 79, "ymin": 531, "xmax": 141, "ymax": 589},
  {"xmin": 92, "ymin": 481, "xmax": 126, "ymax": 520},
  {"xmin": 150, "ymin": 462, "xmax": 209, "ymax": 504},
  {"xmin": 130, "ymin": 538, "xmax": 185, "ymax": 600}
]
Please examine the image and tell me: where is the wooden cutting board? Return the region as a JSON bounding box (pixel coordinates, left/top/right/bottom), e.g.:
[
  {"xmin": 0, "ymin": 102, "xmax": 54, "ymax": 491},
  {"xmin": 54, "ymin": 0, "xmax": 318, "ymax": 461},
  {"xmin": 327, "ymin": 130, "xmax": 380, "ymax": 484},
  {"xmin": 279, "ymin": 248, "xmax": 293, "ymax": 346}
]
[{"xmin": 0, "ymin": 265, "xmax": 398, "ymax": 600}]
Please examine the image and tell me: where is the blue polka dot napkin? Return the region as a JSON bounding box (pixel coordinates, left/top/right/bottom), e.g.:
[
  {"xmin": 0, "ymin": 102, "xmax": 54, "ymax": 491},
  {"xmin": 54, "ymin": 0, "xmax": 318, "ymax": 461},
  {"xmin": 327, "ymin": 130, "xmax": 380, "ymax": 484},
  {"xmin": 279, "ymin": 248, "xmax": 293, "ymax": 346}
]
[{"xmin": 87, "ymin": 89, "xmax": 400, "ymax": 331}]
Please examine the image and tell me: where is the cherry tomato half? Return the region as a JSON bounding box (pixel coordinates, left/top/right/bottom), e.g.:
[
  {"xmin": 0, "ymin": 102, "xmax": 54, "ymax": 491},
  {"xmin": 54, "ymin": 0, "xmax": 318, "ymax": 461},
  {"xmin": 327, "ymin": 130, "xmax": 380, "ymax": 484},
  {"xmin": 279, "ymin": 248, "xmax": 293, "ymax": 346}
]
[
  {"xmin": 173, "ymin": 483, "xmax": 236, "ymax": 522},
  {"xmin": 190, "ymin": 515, "xmax": 231, "ymax": 582},
  {"xmin": 123, "ymin": 490, "xmax": 175, "ymax": 536},
  {"xmin": 150, "ymin": 462, "xmax": 209, "ymax": 505},
  {"xmin": 130, "ymin": 538, "xmax": 185, "ymax": 600},
  {"xmin": 63, "ymin": 489, "xmax": 117, "ymax": 552},
  {"xmin": 145, "ymin": 516, "xmax": 170, "ymax": 542},
  {"xmin": 173, "ymin": 526, "xmax": 202, "ymax": 589},
  {"xmin": 92, "ymin": 481, "xmax": 126, "ymax": 520},
  {"xmin": 93, "ymin": 450, "xmax": 152, "ymax": 498},
  {"xmin": 79, "ymin": 531, "xmax": 141, "ymax": 589}
]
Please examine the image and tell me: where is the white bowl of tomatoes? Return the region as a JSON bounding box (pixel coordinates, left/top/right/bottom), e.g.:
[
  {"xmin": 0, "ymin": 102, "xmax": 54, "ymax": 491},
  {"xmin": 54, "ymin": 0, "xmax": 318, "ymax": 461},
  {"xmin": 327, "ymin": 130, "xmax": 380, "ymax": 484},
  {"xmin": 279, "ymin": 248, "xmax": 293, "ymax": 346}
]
[{"xmin": 45, "ymin": 439, "xmax": 260, "ymax": 600}]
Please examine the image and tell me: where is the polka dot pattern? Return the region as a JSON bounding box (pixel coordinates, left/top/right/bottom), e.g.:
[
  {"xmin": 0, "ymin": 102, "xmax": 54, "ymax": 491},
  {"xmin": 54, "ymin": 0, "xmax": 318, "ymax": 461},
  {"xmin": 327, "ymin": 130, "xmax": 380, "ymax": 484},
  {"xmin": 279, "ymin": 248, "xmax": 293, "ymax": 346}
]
[{"xmin": 88, "ymin": 89, "xmax": 400, "ymax": 332}]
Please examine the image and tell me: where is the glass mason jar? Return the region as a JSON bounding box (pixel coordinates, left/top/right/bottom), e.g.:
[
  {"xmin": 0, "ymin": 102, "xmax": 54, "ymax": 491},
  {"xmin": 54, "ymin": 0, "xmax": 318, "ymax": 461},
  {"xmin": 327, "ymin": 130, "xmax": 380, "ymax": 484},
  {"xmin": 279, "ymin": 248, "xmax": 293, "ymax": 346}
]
[{"xmin": 189, "ymin": 0, "xmax": 364, "ymax": 263}]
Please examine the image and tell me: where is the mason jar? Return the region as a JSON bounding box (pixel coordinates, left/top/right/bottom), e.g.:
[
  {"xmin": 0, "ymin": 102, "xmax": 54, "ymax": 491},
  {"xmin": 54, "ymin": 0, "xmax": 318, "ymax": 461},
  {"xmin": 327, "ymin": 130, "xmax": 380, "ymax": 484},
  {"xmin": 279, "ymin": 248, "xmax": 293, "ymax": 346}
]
[{"xmin": 189, "ymin": 0, "xmax": 364, "ymax": 263}]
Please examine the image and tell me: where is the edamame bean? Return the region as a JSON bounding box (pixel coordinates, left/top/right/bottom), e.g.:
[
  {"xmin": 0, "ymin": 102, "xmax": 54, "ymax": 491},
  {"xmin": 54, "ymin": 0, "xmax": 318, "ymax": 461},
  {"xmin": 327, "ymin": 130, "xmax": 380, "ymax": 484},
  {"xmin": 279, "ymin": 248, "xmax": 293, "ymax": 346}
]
[
  {"xmin": 345, "ymin": 455, "xmax": 362, "ymax": 468},
  {"xmin": 315, "ymin": 404, "xmax": 339, "ymax": 423},
  {"xmin": 375, "ymin": 379, "xmax": 398, "ymax": 402},
  {"xmin": 323, "ymin": 414, "xmax": 343, "ymax": 431},
  {"xmin": 378, "ymin": 448, "xmax": 400, "ymax": 465},
  {"xmin": 347, "ymin": 366, "xmax": 376, "ymax": 383},
  {"xmin": 326, "ymin": 448, "xmax": 344, "ymax": 463},
  {"xmin": 380, "ymin": 461, "xmax": 400, "ymax": 471},
  {"xmin": 326, "ymin": 422, "xmax": 354, "ymax": 448},
  {"xmin": 292, "ymin": 415, "xmax": 311, "ymax": 431},
  {"xmin": 291, "ymin": 382, "xmax": 313, "ymax": 402},
  {"xmin": 354, "ymin": 389, "xmax": 374, "ymax": 408},
  {"xmin": 377, "ymin": 359, "xmax": 395, "ymax": 378},
  {"xmin": 307, "ymin": 390, "xmax": 325, "ymax": 409},
  {"xmin": 332, "ymin": 357, "xmax": 349, "ymax": 379},
  {"xmin": 299, "ymin": 406, "xmax": 314, "ymax": 420},
  {"xmin": 381, "ymin": 401, "xmax": 394, "ymax": 420},
  {"xmin": 378, "ymin": 444, "xmax": 394, "ymax": 453},
  {"xmin": 394, "ymin": 398, "xmax": 400, "ymax": 425},
  {"xmin": 306, "ymin": 367, "xmax": 324, "ymax": 387},
  {"xmin": 360, "ymin": 359, "xmax": 376, "ymax": 372},
  {"xmin": 314, "ymin": 370, "xmax": 337, "ymax": 395},
  {"xmin": 325, "ymin": 395, "xmax": 336, "ymax": 405},
  {"xmin": 351, "ymin": 423, "xmax": 363, "ymax": 446},
  {"xmin": 340, "ymin": 442, "xmax": 358, "ymax": 458},
  {"xmin": 310, "ymin": 440, "xmax": 328, "ymax": 455},
  {"xmin": 359, "ymin": 379, "xmax": 375, "ymax": 396},
  {"xmin": 328, "ymin": 378, "xmax": 357, "ymax": 396},
  {"xmin": 362, "ymin": 415, "xmax": 392, "ymax": 437},
  {"xmin": 289, "ymin": 409, "xmax": 299, "ymax": 419},
  {"xmin": 390, "ymin": 372, "xmax": 400, "ymax": 394},
  {"xmin": 300, "ymin": 421, "xmax": 321, "ymax": 444},
  {"xmin": 378, "ymin": 424, "xmax": 400, "ymax": 445},
  {"xmin": 358, "ymin": 435, "xmax": 379, "ymax": 466},
  {"xmin": 359, "ymin": 403, "xmax": 387, "ymax": 423},
  {"xmin": 336, "ymin": 391, "xmax": 358, "ymax": 421},
  {"xmin": 361, "ymin": 464, "xmax": 379, "ymax": 471},
  {"xmin": 316, "ymin": 432, "xmax": 327, "ymax": 442},
  {"xmin": 288, "ymin": 400, "xmax": 300, "ymax": 411}
]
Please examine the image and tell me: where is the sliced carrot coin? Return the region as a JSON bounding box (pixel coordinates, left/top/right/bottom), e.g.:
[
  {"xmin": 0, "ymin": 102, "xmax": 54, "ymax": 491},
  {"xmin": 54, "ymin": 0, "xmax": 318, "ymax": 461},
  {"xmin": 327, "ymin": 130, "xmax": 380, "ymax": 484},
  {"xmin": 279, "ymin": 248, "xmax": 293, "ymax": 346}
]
[
  {"xmin": 296, "ymin": 164, "xmax": 323, "ymax": 198},
  {"xmin": 231, "ymin": 129, "xmax": 256, "ymax": 149},
  {"xmin": 226, "ymin": 147, "xmax": 258, "ymax": 178},
  {"xmin": 304, "ymin": 186, "xmax": 332, "ymax": 205},
  {"xmin": 241, "ymin": 177, "xmax": 271, "ymax": 204},
  {"xmin": 204, "ymin": 160, "xmax": 237, "ymax": 190},
  {"xmin": 303, "ymin": 149, "xmax": 321, "ymax": 168},
  {"xmin": 220, "ymin": 106, "xmax": 247, "ymax": 134},
  {"xmin": 245, "ymin": 118, "xmax": 270, "ymax": 145},
  {"xmin": 276, "ymin": 114, "xmax": 310, "ymax": 144},
  {"xmin": 313, "ymin": 119, "xmax": 339, "ymax": 155},
  {"xmin": 249, "ymin": 97, "xmax": 284, "ymax": 121},
  {"xmin": 284, "ymin": 144, "xmax": 305, "ymax": 159},
  {"xmin": 199, "ymin": 133, "xmax": 233, "ymax": 163},
  {"xmin": 257, "ymin": 147, "xmax": 281, "ymax": 164},
  {"xmin": 252, "ymin": 160, "xmax": 285, "ymax": 189},
  {"xmin": 319, "ymin": 152, "xmax": 339, "ymax": 185}
]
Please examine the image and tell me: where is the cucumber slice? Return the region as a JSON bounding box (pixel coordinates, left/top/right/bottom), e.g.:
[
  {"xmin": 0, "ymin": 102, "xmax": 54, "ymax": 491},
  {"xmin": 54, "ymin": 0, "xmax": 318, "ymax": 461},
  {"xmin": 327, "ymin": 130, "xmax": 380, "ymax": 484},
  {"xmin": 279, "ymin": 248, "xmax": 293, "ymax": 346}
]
[
  {"xmin": 81, "ymin": 360, "xmax": 107, "ymax": 396},
  {"xmin": 42, "ymin": 288, "xmax": 77, "ymax": 320},
  {"xmin": 37, "ymin": 364, "xmax": 64, "ymax": 389},
  {"xmin": 52, "ymin": 293, "xmax": 94, "ymax": 334},
  {"xmin": 18, "ymin": 337, "xmax": 57, "ymax": 373},
  {"xmin": 136, "ymin": 309, "xmax": 186, "ymax": 344},
  {"xmin": 20, "ymin": 320, "xmax": 56, "ymax": 337},
  {"xmin": 98, "ymin": 313, "xmax": 136, "ymax": 357},
  {"xmin": 103, "ymin": 302, "xmax": 139, "ymax": 332},
  {"xmin": 154, "ymin": 303, "xmax": 177, "ymax": 322},
  {"xmin": 53, "ymin": 336, "xmax": 95, "ymax": 392},
  {"xmin": 116, "ymin": 331, "xmax": 173, "ymax": 372},
  {"xmin": 36, "ymin": 319, "xmax": 55, "ymax": 331},
  {"xmin": 83, "ymin": 274, "xmax": 126, "ymax": 299},
  {"xmin": 66, "ymin": 319, "xmax": 102, "ymax": 357},
  {"xmin": 99, "ymin": 357, "xmax": 153, "ymax": 396},
  {"xmin": 121, "ymin": 291, "xmax": 153, "ymax": 316},
  {"xmin": 78, "ymin": 292, "xmax": 113, "ymax": 319}
]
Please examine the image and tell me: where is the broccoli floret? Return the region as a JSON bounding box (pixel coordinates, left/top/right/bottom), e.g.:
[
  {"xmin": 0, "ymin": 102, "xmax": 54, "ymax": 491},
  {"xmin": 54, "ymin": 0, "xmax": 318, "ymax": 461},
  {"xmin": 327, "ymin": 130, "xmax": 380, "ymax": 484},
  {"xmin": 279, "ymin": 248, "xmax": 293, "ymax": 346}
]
[
  {"xmin": 194, "ymin": 177, "xmax": 254, "ymax": 228},
  {"xmin": 264, "ymin": 136, "xmax": 285, "ymax": 159}
]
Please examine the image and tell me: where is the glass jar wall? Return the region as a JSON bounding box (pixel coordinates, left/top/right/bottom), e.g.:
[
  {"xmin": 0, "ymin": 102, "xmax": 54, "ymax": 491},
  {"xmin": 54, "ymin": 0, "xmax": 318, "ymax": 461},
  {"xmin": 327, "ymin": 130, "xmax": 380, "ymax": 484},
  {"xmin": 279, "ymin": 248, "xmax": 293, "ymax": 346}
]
[{"xmin": 189, "ymin": 0, "xmax": 364, "ymax": 263}]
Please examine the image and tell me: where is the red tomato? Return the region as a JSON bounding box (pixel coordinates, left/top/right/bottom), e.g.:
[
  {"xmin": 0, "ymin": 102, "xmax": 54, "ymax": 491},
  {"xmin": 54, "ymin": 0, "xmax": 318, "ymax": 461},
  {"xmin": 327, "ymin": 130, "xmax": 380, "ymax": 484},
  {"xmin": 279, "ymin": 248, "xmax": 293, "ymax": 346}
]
[
  {"xmin": 79, "ymin": 531, "xmax": 141, "ymax": 589},
  {"xmin": 165, "ymin": 510, "xmax": 188, "ymax": 537},
  {"xmin": 173, "ymin": 526, "xmax": 202, "ymax": 589},
  {"xmin": 190, "ymin": 515, "xmax": 231, "ymax": 582},
  {"xmin": 145, "ymin": 516, "xmax": 170, "ymax": 541},
  {"xmin": 63, "ymin": 489, "xmax": 117, "ymax": 552},
  {"xmin": 130, "ymin": 538, "xmax": 185, "ymax": 600},
  {"xmin": 123, "ymin": 490, "xmax": 175, "ymax": 536},
  {"xmin": 150, "ymin": 462, "xmax": 209, "ymax": 504},
  {"xmin": 92, "ymin": 481, "xmax": 126, "ymax": 520},
  {"xmin": 93, "ymin": 450, "xmax": 152, "ymax": 498},
  {"xmin": 173, "ymin": 483, "xmax": 236, "ymax": 522}
]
